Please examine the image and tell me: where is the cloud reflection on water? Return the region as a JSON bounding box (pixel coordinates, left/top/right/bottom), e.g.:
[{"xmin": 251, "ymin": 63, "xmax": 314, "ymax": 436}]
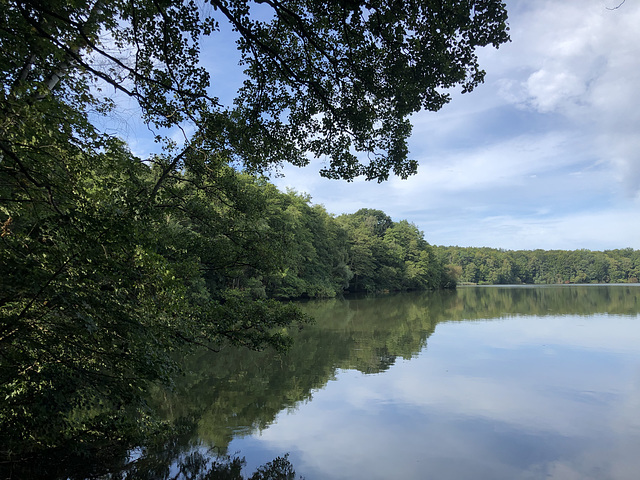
[{"xmin": 237, "ymin": 315, "xmax": 640, "ymax": 479}]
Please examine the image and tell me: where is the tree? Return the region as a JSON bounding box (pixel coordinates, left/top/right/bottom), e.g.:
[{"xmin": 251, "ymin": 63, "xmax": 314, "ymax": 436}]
[
  {"xmin": 338, "ymin": 212, "xmax": 452, "ymax": 292},
  {"xmin": 1, "ymin": 0, "xmax": 510, "ymax": 457}
]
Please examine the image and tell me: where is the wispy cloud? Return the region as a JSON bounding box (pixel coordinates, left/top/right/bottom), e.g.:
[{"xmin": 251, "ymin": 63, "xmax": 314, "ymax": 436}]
[{"xmin": 274, "ymin": 0, "xmax": 640, "ymax": 250}]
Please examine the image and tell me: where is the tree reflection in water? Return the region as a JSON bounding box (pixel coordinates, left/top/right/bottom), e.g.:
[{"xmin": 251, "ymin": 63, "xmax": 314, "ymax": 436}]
[
  {"xmin": 113, "ymin": 450, "xmax": 299, "ymax": 480},
  {"xmin": 1, "ymin": 442, "xmax": 300, "ymax": 480}
]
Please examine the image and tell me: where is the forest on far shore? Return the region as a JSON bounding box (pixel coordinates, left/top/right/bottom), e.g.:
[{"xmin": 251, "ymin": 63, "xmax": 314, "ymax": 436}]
[{"xmin": 436, "ymin": 246, "xmax": 640, "ymax": 285}]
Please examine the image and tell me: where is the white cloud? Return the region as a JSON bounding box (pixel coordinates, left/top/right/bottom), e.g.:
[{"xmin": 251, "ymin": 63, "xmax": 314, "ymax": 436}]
[
  {"xmin": 524, "ymin": 69, "xmax": 588, "ymax": 114},
  {"xmin": 273, "ymin": 0, "xmax": 640, "ymax": 250},
  {"xmin": 500, "ymin": 0, "xmax": 640, "ymax": 191},
  {"xmin": 237, "ymin": 315, "xmax": 640, "ymax": 479},
  {"xmin": 397, "ymin": 131, "xmax": 590, "ymax": 193},
  {"xmin": 426, "ymin": 207, "xmax": 640, "ymax": 250}
]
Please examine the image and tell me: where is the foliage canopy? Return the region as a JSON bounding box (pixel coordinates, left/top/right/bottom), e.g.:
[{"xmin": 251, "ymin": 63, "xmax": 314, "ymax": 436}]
[{"xmin": 2, "ymin": 0, "xmax": 509, "ymax": 180}]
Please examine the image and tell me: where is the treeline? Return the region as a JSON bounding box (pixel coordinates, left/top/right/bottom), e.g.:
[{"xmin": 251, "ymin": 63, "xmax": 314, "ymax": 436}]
[
  {"xmin": 210, "ymin": 181, "xmax": 457, "ymax": 298},
  {"xmin": 436, "ymin": 246, "xmax": 640, "ymax": 284}
]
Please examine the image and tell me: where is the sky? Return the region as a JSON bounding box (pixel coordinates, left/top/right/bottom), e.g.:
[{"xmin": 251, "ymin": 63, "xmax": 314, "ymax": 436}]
[
  {"xmin": 124, "ymin": 0, "xmax": 640, "ymax": 251},
  {"xmin": 270, "ymin": 0, "xmax": 640, "ymax": 251}
]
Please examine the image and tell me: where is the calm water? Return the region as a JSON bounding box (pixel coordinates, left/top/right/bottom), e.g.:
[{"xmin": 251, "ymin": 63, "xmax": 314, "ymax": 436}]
[{"xmin": 142, "ymin": 285, "xmax": 640, "ymax": 480}]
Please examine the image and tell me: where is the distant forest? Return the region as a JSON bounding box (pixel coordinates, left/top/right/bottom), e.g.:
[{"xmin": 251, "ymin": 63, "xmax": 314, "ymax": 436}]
[{"xmin": 436, "ymin": 246, "xmax": 640, "ymax": 285}]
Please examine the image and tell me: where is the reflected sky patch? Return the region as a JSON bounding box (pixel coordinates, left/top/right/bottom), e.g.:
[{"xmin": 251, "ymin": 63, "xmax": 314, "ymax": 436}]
[{"xmin": 231, "ymin": 314, "xmax": 640, "ymax": 479}]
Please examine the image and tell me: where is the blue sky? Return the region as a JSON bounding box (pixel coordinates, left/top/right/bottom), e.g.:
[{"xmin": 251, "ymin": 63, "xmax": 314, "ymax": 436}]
[
  {"xmin": 272, "ymin": 0, "xmax": 640, "ymax": 251},
  {"xmin": 124, "ymin": 0, "xmax": 640, "ymax": 251}
]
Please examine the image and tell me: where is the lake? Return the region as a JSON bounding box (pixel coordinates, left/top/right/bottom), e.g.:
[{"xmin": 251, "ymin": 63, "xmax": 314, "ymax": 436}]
[
  {"xmin": 135, "ymin": 284, "xmax": 640, "ymax": 480},
  {"xmin": 13, "ymin": 285, "xmax": 635, "ymax": 479}
]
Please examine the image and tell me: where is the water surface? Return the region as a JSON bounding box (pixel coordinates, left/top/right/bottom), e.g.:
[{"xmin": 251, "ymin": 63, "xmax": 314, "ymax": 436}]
[{"xmin": 151, "ymin": 286, "xmax": 640, "ymax": 478}]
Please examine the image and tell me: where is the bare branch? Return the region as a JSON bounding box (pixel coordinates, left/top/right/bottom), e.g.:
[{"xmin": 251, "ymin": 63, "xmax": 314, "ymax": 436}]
[
  {"xmin": 149, "ymin": 146, "xmax": 192, "ymax": 202},
  {"xmin": 606, "ymin": 0, "xmax": 626, "ymax": 10}
]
